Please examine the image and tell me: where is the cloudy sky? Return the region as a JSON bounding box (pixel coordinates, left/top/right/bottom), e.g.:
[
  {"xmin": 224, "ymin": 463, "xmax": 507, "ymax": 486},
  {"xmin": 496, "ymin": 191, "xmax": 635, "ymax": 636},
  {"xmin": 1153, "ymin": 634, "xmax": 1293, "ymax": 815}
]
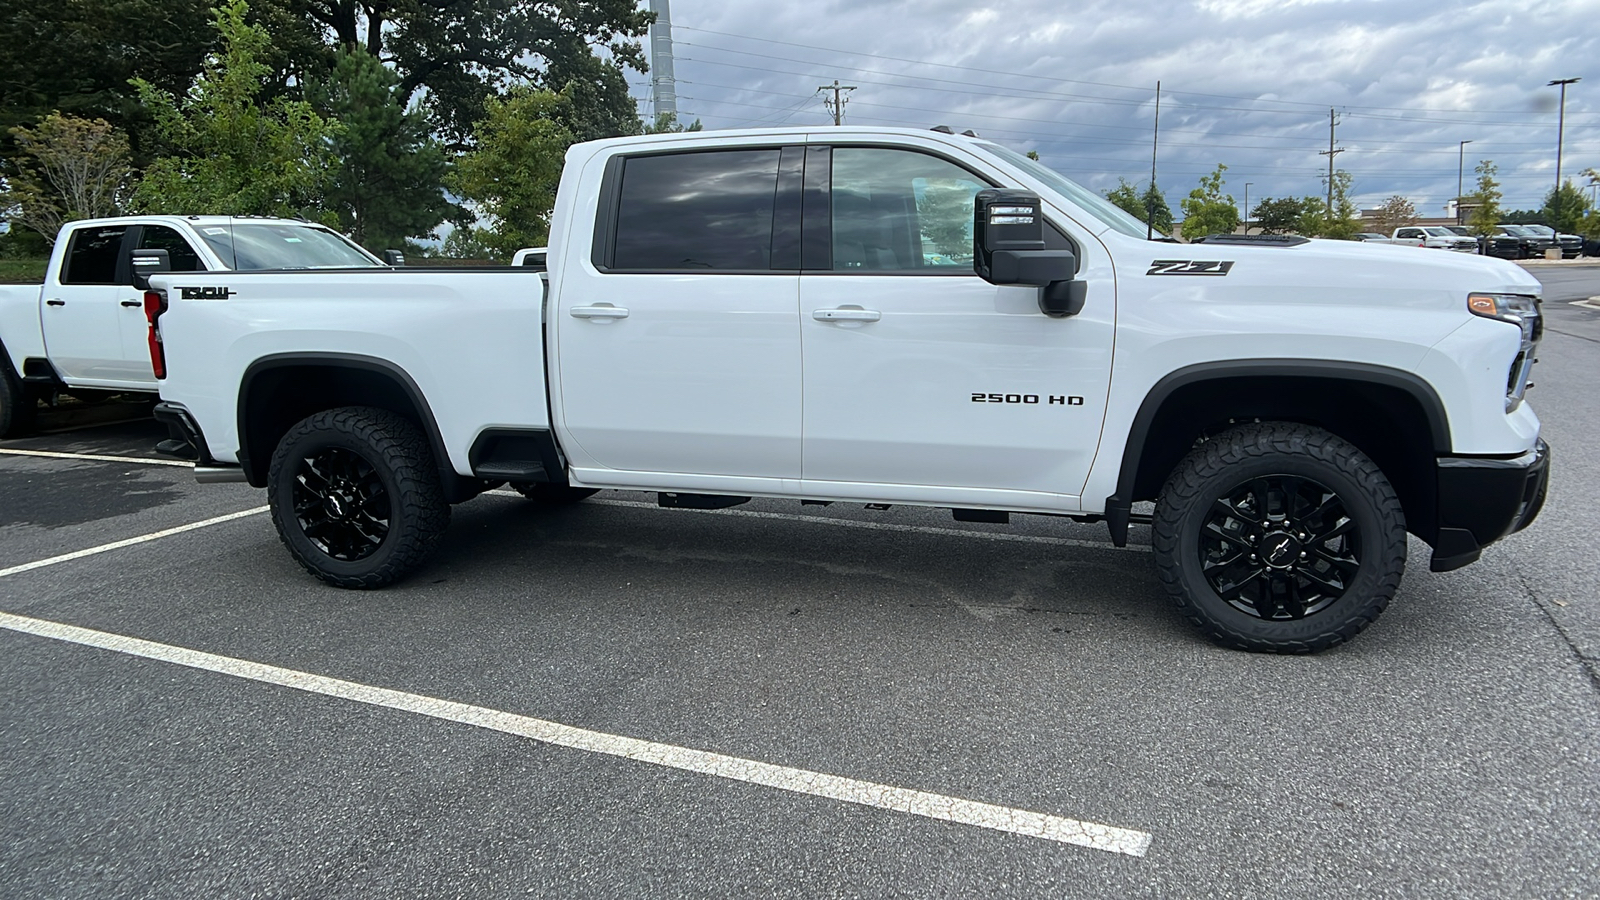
[{"xmin": 626, "ymin": 0, "xmax": 1600, "ymax": 217}]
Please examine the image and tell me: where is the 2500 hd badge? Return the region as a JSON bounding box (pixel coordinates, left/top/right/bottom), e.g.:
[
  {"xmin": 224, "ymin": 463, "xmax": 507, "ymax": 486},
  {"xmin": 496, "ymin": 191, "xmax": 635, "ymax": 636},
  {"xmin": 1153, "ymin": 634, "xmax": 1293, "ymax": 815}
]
[{"xmin": 971, "ymin": 392, "xmax": 1085, "ymax": 405}]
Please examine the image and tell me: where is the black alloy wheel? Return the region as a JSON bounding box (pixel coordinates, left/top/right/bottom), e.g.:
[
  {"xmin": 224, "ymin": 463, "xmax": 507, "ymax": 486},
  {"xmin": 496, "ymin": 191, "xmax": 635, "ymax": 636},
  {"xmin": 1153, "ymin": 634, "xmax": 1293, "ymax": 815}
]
[
  {"xmin": 1199, "ymin": 474, "xmax": 1360, "ymax": 621},
  {"xmin": 268, "ymin": 406, "xmax": 449, "ymax": 588},
  {"xmin": 1153, "ymin": 422, "xmax": 1407, "ymax": 653},
  {"xmin": 292, "ymin": 446, "xmax": 391, "ymax": 561}
]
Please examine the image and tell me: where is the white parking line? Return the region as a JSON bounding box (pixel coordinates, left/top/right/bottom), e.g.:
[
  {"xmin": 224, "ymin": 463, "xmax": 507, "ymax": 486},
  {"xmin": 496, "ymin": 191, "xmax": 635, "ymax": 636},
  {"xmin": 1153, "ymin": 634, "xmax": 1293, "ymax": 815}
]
[
  {"xmin": 0, "ymin": 448, "xmax": 193, "ymax": 467},
  {"xmin": 0, "ymin": 608, "xmax": 1152, "ymax": 857},
  {"xmin": 0, "ymin": 507, "xmax": 268, "ymax": 579},
  {"xmin": 489, "ymin": 493, "xmax": 1151, "ymax": 553}
]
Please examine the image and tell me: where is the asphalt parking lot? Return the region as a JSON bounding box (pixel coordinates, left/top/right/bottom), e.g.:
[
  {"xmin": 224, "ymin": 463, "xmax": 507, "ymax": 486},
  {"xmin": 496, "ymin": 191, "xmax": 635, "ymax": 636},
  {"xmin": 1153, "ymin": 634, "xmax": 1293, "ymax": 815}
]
[{"xmin": 3, "ymin": 267, "xmax": 1598, "ymax": 898}]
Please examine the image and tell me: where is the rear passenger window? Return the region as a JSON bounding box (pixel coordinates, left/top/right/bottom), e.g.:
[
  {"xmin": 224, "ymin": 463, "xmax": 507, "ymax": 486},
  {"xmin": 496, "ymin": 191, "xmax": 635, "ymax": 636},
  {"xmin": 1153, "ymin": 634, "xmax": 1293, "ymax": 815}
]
[
  {"xmin": 137, "ymin": 225, "xmax": 206, "ymax": 272},
  {"xmin": 611, "ymin": 149, "xmax": 781, "ymax": 271},
  {"xmin": 62, "ymin": 226, "xmax": 128, "ymax": 284}
]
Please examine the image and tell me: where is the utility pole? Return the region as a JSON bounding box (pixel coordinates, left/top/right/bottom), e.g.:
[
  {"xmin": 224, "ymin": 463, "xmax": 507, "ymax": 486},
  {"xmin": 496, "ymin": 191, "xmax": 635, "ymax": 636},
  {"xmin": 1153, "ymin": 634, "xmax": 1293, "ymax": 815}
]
[
  {"xmin": 817, "ymin": 80, "xmax": 857, "ymax": 126},
  {"xmin": 1457, "ymin": 139, "xmax": 1473, "ymax": 225},
  {"xmin": 1243, "ymin": 183, "xmax": 1252, "ymax": 234},
  {"xmin": 1317, "ymin": 107, "xmax": 1345, "ymax": 217},
  {"xmin": 1148, "ymin": 81, "xmax": 1160, "ymax": 240},
  {"xmin": 1549, "ymin": 77, "xmax": 1580, "ymax": 222}
]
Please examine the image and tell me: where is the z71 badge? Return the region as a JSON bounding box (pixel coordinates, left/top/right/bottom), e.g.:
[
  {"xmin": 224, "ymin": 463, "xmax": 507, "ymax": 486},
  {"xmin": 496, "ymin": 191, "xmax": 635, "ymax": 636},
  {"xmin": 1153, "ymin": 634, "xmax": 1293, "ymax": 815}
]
[{"xmin": 1146, "ymin": 260, "xmax": 1234, "ymax": 276}]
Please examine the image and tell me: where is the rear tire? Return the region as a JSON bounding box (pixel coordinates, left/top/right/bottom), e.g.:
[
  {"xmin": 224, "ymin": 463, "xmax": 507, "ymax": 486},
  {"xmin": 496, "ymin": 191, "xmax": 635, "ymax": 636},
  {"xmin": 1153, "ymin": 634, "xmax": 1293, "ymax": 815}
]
[
  {"xmin": 0, "ymin": 360, "xmax": 38, "ymax": 439},
  {"xmin": 268, "ymin": 406, "xmax": 449, "ymax": 589},
  {"xmin": 1152, "ymin": 422, "xmax": 1406, "ymax": 653},
  {"xmin": 512, "ymin": 483, "xmax": 599, "ymax": 505}
]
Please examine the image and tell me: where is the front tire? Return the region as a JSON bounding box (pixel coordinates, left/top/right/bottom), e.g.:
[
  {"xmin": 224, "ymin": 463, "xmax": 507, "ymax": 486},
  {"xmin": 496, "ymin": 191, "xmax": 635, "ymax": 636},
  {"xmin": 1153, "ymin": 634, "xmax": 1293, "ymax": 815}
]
[
  {"xmin": 0, "ymin": 358, "xmax": 38, "ymax": 439},
  {"xmin": 1152, "ymin": 422, "xmax": 1406, "ymax": 653},
  {"xmin": 268, "ymin": 407, "xmax": 449, "ymax": 589}
]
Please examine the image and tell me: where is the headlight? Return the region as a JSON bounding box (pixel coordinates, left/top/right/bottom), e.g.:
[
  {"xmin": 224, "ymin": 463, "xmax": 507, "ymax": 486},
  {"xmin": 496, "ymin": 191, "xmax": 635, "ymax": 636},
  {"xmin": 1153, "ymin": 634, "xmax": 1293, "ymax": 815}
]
[{"xmin": 1468, "ymin": 293, "xmax": 1542, "ymax": 412}]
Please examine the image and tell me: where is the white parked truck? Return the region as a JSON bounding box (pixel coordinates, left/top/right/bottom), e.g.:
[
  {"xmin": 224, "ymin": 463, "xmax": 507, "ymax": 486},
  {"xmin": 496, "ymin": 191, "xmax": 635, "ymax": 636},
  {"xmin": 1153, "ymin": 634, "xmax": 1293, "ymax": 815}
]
[
  {"xmin": 146, "ymin": 127, "xmax": 1549, "ymax": 653},
  {"xmin": 1378, "ymin": 226, "xmax": 1480, "ymax": 252},
  {"xmin": 0, "ymin": 216, "xmax": 390, "ymax": 436}
]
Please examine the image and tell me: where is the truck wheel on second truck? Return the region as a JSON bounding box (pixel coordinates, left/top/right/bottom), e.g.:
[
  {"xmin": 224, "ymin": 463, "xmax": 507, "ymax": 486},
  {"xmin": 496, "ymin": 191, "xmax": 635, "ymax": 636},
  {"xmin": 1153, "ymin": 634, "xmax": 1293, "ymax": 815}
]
[
  {"xmin": 1151, "ymin": 422, "xmax": 1407, "ymax": 654},
  {"xmin": 0, "ymin": 354, "xmax": 38, "ymax": 439},
  {"xmin": 267, "ymin": 406, "xmax": 450, "ymax": 588},
  {"xmin": 512, "ymin": 483, "xmax": 600, "ymax": 505}
]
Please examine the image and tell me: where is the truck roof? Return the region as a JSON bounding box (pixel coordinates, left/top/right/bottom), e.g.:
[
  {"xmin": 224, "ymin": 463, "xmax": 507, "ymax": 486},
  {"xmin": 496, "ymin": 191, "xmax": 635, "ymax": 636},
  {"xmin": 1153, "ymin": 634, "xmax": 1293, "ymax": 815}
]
[
  {"xmin": 572, "ymin": 125, "xmax": 988, "ymax": 154},
  {"xmin": 63, "ymin": 215, "xmax": 333, "ymax": 230}
]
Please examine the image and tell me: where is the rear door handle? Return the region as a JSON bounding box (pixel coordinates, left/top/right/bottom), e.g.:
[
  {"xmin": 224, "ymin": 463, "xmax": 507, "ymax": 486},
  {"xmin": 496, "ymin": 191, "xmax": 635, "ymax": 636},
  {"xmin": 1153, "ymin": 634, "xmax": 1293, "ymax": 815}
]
[
  {"xmin": 46, "ymin": 299, "xmax": 65, "ymax": 307},
  {"xmin": 570, "ymin": 305, "xmax": 629, "ymax": 319},
  {"xmin": 812, "ymin": 307, "xmax": 881, "ymax": 322},
  {"xmin": 121, "ymin": 300, "xmax": 141, "ymax": 308}
]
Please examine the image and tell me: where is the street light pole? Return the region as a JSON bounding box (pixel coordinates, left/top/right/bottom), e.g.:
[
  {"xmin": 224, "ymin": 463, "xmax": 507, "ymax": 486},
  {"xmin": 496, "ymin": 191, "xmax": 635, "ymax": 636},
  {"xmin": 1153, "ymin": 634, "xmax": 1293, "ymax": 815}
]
[
  {"xmin": 1457, "ymin": 140, "xmax": 1473, "ymax": 225},
  {"xmin": 1549, "ymin": 77, "xmax": 1580, "ymax": 222},
  {"xmin": 1243, "ymin": 183, "xmax": 1252, "ymax": 234}
]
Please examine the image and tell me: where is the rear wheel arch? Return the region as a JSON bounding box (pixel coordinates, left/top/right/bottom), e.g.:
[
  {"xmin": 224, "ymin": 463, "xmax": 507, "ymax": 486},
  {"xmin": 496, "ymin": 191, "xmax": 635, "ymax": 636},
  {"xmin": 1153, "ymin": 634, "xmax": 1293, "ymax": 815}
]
[
  {"xmin": 237, "ymin": 353, "xmax": 478, "ymax": 501},
  {"xmin": 1107, "ymin": 360, "xmax": 1450, "ymax": 545}
]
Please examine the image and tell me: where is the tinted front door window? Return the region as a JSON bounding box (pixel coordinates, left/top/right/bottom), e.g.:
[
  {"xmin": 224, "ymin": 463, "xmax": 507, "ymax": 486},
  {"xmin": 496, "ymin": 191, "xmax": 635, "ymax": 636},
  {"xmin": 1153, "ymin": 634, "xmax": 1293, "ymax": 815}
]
[
  {"xmin": 137, "ymin": 225, "xmax": 206, "ymax": 272},
  {"xmin": 612, "ymin": 149, "xmax": 781, "ymax": 270}
]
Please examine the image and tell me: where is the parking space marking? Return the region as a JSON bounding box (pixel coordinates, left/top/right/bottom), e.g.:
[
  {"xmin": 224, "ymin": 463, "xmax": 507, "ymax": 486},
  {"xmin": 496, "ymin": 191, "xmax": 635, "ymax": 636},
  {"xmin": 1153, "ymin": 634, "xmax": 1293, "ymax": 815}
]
[
  {"xmin": 0, "ymin": 507, "xmax": 268, "ymax": 580},
  {"xmin": 515, "ymin": 494, "xmax": 1152, "ymax": 553},
  {"xmin": 0, "ymin": 608, "xmax": 1152, "ymax": 857},
  {"xmin": 0, "ymin": 448, "xmax": 193, "ymax": 467}
]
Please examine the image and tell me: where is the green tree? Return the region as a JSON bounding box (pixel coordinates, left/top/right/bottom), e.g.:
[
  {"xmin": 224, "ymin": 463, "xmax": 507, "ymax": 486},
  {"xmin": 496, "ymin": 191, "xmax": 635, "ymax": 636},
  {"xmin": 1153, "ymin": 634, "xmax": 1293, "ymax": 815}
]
[
  {"xmin": 1179, "ymin": 164, "xmax": 1239, "ymax": 240},
  {"xmin": 1294, "ymin": 198, "xmax": 1327, "ymax": 238},
  {"xmin": 1370, "ymin": 195, "xmax": 1418, "ymax": 235},
  {"xmin": 1466, "ymin": 160, "xmax": 1503, "ymax": 237},
  {"xmin": 1541, "ymin": 180, "xmax": 1590, "ymax": 234},
  {"xmin": 0, "ymin": 0, "xmax": 215, "ymax": 162},
  {"xmin": 447, "ymin": 87, "xmax": 576, "ymax": 258},
  {"xmin": 269, "ymin": 0, "xmax": 652, "ymax": 147},
  {"xmin": 1318, "ymin": 170, "xmax": 1359, "ymax": 239},
  {"xmin": 1251, "ymin": 197, "xmax": 1305, "ymax": 235},
  {"xmin": 130, "ymin": 0, "xmax": 340, "ymax": 218},
  {"xmin": 644, "ymin": 112, "xmax": 704, "ymax": 134},
  {"xmin": 1104, "ymin": 178, "xmax": 1173, "ymax": 235},
  {"xmin": 2, "ymin": 113, "xmax": 134, "ymax": 244},
  {"xmin": 307, "ymin": 50, "xmax": 456, "ymax": 252}
]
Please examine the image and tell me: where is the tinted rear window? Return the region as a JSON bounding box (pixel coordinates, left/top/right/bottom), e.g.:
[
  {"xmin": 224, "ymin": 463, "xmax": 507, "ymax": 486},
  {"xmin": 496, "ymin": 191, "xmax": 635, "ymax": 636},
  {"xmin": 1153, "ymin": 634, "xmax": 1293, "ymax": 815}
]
[
  {"xmin": 611, "ymin": 149, "xmax": 781, "ymax": 270},
  {"xmin": 62, "ymin": 226, "xmax": 128, "ymax": 284}
]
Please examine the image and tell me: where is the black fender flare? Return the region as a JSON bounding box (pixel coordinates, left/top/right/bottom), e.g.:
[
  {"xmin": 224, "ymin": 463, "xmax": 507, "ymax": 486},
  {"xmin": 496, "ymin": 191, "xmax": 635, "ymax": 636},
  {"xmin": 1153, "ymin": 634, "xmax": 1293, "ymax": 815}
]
[{"xmin": 1103, "ymin": 359, "xmax": 1452, "ymax": 545}]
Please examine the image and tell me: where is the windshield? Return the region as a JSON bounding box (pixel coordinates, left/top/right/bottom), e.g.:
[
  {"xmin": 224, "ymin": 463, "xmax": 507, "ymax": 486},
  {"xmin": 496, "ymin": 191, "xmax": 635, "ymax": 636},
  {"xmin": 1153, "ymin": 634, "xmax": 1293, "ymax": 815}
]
[
  {"xmin": 1501, "ymin": 225, "xmax": 1534, "ymax": 236},
  {"xmin": 1521, "ymin": 224, "xmax": 1555, "ymax": 236},
  {"xmin": 1422, "ymin": 228, "xmax": 1457, "ymax": 237},
  {"xmin": 976, "ymin": 142, "xmax": 1154, "ymax": 239},
  {"xmin": 197, "ymin": 222, "xmax": 380, "ymax": 269}
]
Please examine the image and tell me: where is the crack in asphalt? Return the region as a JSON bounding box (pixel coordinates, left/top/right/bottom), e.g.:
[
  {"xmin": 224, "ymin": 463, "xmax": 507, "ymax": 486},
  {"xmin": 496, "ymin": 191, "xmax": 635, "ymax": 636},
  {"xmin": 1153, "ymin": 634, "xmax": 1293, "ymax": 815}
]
[{"xmin": 1510, "ymin": 561, "xmax": 1600, "ymax": 696}]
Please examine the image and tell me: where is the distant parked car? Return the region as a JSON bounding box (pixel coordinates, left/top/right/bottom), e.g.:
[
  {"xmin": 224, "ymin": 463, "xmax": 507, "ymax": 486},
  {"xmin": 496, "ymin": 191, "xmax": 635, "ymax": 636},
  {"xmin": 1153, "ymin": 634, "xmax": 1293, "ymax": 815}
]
[
  {"xmin": 1446, "ymin": 225, "xmax": 1519, "ymax": 259},
  {"xmin": 1519, "ymin": 224, "xmax": 1583, "ymax": 258},
  {"xmin": 1379, "ymin": 226, "xmax": 1479, "ymax": 252},
  {"xmin": 1497, "ymin": 224, "xmax": 1557, "ymax": 258},
  {"xmin": 1354, "ymin": 232, "xmax": 1389, "ymax": 241}
]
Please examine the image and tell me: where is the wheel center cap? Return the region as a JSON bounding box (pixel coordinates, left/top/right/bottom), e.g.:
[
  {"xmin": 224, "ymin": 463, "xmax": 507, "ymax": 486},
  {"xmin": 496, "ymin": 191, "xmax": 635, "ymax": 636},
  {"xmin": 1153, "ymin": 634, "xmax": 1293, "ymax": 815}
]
[
  {"xmin": 1261, "ymin": 532, "xmax": 1302, "ymax": 568},
  {"xmin": 325, "ymin": 494, "xmax": 348, "ymax": 518}
]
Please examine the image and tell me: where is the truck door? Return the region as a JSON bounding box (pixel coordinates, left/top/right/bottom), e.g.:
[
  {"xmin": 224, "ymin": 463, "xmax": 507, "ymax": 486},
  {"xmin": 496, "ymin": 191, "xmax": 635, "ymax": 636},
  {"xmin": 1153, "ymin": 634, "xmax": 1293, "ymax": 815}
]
[
  {"xmin": 40, "ymin": 224, "xmax": 135, "ymax": 385},
  {"xmin": 797, "ymin": 145, "xmax": 1115, "ymax": 505},
  {"xmin": 554, "ymin": 145, "xmax": 803, "ymax": 480},
  {"xmin": 122, "ymin": 225, "xmax": 207, "ymax": 382}
]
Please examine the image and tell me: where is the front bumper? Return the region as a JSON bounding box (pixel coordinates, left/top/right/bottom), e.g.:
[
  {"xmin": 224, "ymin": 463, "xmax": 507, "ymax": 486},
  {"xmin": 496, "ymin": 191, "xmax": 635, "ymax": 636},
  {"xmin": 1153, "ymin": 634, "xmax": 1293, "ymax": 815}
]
[{"xmin": 1430, "ymin": 439, "xmax": 1549, "ymax": 572}]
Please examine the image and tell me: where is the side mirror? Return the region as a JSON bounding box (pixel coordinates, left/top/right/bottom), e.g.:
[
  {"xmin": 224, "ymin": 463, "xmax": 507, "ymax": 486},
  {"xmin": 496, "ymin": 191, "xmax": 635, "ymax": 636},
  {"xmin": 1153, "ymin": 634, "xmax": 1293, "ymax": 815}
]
[
  {"xmin": 130, "ymin": 248, "xmax": 171, "ymax": 290},
  {"xmin": 384, "ymin": 249, "xmax": 406, "ymax": 266},
  {"xmin": 973, "ymin": 189, "xmax": 1084, "ymax": 317}
]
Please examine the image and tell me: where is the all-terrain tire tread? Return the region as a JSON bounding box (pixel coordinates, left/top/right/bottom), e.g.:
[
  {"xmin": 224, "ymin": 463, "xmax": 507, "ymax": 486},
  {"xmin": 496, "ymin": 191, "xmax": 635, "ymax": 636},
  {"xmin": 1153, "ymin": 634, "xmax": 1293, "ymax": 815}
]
[
  {"xmin": 1151, "ymin": 422, "xmax": 1406, "ymax": 653},
  {"xmin": 268, "ymin": 406, "xmax": 449, "ymax": 589}
]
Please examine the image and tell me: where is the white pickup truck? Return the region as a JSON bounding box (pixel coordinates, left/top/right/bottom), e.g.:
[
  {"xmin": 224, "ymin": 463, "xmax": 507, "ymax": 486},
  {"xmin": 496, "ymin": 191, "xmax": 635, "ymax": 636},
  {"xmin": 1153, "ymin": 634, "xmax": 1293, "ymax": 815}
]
[
  {"xmin": 0, "ymin": 216, "xmax": 388, "ymax": 436},
  {"xmin": 146, "ymin": 127, "xmax": 1549, "ymax": 653},
  {"xmin": 1377, "ymin": 226, "xmax": 1480, "ymax": 253}
]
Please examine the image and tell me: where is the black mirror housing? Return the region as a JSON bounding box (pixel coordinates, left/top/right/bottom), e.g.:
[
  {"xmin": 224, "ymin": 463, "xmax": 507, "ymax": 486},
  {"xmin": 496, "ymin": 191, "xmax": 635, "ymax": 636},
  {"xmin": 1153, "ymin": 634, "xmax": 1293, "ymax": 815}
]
[
  {"xmin": 130, "ymin": 248, "xmax": 171, "ymax": 291},
  {"xmin": 973, "ymin": 188, "xmax": 1084, "ymax": 317},
  {"xmin": 384, "ymin": 249, "xmax": 406, "ymax": 266}
]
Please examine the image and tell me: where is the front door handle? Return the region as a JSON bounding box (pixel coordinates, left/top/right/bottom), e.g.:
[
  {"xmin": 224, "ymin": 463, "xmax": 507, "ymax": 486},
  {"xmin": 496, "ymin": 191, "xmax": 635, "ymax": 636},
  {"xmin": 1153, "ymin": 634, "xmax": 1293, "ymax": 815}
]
[
  {"xmin": 812, "ymin": 307, "xmax": 881, "ymax": 322},
  {"xmin": 570, "ymin": 305, "xmax": 629, "ymax": 319},
  {"xmin": 121, "ymin": 300, "xmax": 141, "ymax": 308},
  {"xmin": 46, "ymin": 299, "xmax": 65, "ymax": 307}
]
